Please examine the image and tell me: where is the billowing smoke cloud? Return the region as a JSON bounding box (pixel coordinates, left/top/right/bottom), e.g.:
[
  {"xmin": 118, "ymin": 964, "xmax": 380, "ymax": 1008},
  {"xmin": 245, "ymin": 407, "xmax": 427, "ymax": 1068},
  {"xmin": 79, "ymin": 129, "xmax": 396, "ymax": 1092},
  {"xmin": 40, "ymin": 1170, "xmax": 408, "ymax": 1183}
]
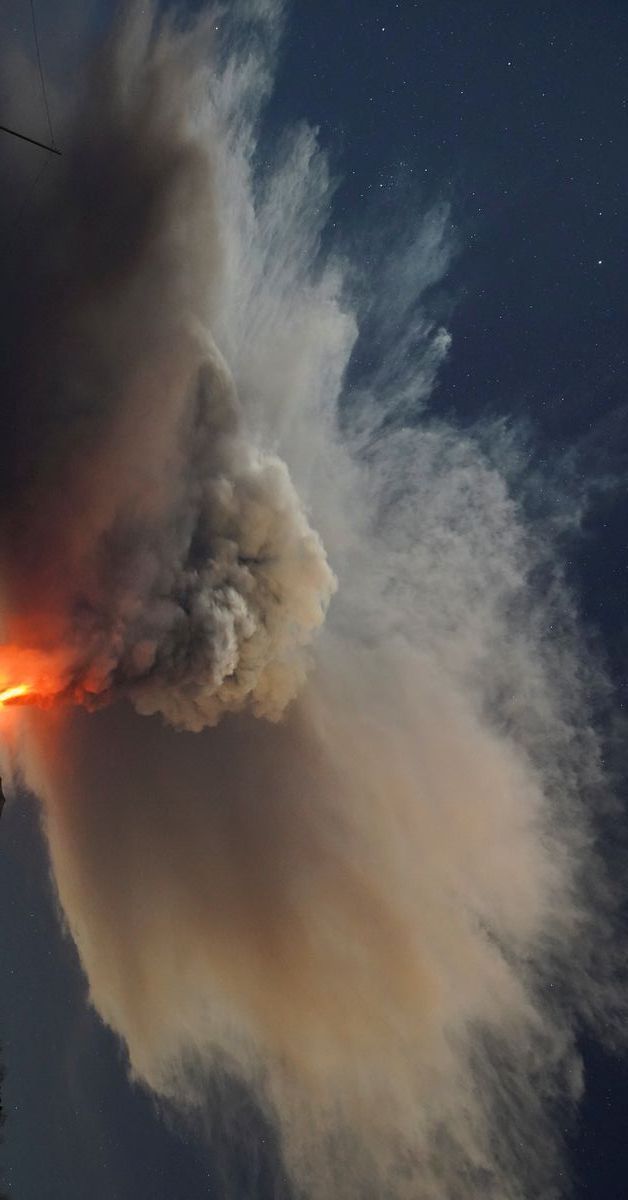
[
  {"xmin": 0, "ymin": 4, "xmax": 623, "ymax": 1199},
  {"xmin": 0, "ymin": 4, "xmax": 334, "ymax": 728}
]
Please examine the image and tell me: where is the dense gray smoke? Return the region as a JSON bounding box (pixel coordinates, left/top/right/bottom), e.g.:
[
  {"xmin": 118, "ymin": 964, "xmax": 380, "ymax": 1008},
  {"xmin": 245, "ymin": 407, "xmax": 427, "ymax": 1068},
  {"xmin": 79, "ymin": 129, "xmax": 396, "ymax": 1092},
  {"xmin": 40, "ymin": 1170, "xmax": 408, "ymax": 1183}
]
[
  {"xmin": 0, "ymin": 5, "xmax": 334, "ymax": 727},
  {"xmin": 0, "ymin": 5, "xmax": 623, "ymax": 1200}
]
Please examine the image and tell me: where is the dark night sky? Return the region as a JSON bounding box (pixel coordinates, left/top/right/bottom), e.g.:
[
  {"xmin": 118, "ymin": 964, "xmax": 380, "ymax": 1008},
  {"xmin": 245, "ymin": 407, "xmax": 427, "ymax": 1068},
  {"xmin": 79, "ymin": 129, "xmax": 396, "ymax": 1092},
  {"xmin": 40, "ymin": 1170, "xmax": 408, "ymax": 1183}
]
[{"xmin": 1, "ymin": 2, "xmax": 627, "ymax": 1197}]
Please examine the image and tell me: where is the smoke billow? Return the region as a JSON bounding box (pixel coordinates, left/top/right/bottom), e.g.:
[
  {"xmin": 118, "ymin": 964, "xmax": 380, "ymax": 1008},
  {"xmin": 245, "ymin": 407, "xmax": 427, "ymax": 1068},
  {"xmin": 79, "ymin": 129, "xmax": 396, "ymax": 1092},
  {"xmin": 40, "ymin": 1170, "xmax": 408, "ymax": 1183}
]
[
  {"xmin": 0, "ymin": 4, "xmax": 623, "ymax": 1199},
  {"xmin": 0, "ymin": 5, "xmax": 334, "ymax": 728}
]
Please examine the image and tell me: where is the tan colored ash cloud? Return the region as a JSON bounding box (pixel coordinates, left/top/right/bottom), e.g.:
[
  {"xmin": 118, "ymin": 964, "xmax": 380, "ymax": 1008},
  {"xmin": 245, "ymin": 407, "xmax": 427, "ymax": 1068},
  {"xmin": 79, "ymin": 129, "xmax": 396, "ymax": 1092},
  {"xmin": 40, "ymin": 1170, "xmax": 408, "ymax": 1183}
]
[{"xmin": 1, "ymin": 4, "xmax": 624, "ymax": 1199}]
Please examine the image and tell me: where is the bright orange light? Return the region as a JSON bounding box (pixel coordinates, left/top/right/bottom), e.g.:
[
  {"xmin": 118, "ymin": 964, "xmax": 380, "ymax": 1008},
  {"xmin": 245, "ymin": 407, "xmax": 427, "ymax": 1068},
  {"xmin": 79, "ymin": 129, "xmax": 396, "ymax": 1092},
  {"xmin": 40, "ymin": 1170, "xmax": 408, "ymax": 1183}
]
[
  {"xmin": 0, "ymin": 643, "xmax": 67, "ymax": 713},
  {"xmin": 0, "ymin": 683, "xmax": 32, "ymax": 705}
]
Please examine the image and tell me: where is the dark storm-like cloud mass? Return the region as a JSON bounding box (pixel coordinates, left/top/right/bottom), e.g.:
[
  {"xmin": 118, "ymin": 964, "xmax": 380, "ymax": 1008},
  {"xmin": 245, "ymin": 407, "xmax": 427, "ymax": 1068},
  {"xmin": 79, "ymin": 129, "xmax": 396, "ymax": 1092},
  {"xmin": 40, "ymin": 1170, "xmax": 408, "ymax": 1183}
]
[{"xmin": 0, "ymin": 4, "xmax": 624, "ymax": 1200}]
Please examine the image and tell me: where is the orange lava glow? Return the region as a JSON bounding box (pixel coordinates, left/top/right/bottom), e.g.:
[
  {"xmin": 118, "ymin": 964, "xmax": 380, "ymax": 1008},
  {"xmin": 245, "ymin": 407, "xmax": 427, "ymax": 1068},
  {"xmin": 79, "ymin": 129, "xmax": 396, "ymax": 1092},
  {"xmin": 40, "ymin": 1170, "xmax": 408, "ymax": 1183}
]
[
  {"xmin": 0, "ymin": 643, "xmax": 69, "ymax": 713},
  {"xmin": 0, "ymin": 683, "xmax": 33, "ymax": 706}
]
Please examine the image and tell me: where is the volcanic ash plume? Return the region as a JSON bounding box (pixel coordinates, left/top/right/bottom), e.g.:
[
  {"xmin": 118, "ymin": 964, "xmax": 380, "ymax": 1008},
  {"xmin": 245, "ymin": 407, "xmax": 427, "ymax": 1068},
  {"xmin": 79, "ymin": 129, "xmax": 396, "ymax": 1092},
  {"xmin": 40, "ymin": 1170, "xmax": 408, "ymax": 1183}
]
[
  {"xmin": 0, "ymin": 5, "xmax": 334, "ymax": 729},
  {"xmin": 1, "ymin": 5, "xmax": 623, "ymax": 1200}
]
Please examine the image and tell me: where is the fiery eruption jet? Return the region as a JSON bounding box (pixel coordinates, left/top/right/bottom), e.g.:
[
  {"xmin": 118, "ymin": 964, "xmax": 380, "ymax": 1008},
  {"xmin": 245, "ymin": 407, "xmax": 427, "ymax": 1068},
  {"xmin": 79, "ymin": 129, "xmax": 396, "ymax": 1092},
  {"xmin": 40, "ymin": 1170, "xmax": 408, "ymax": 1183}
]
[
  {"xmin": 0, "ymin": 683, "xmax": 32, "ymax": 706},
  {"xmin": 0, "ymin": 648, "xmax": 68, "ymax": 711}
]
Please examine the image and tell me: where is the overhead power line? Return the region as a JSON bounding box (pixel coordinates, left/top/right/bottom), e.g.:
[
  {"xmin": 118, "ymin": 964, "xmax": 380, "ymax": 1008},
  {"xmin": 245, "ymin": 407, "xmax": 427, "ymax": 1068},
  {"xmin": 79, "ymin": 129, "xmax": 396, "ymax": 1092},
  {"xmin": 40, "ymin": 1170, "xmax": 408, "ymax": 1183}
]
[
  {"xmin": 0, "ymin": 2, "xmax": 61, "ymax": 157},
  {"xmin": 0, "ymin": 123, "xmax": 60, "ymax": 156},
  {"xmin": 29, "ymin": 0, "xmax": 56, "ymax": 149}
]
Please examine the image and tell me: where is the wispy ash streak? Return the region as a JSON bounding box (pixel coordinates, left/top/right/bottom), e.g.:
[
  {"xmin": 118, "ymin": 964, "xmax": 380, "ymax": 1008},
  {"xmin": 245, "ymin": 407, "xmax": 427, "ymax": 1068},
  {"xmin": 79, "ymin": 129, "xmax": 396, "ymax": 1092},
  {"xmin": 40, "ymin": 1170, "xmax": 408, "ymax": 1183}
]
[{"xmin": 0, "ymin": 5, "xmax": 623, "ymax": 1199}]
